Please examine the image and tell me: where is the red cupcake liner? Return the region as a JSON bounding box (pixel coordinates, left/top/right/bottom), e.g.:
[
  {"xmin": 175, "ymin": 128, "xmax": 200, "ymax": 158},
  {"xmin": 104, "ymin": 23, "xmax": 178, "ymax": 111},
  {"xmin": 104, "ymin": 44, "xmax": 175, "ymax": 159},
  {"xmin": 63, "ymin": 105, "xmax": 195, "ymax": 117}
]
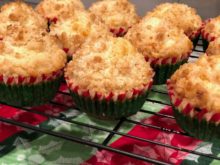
[
  {"xmin": 167, "ymin": 80, "xmax": 220, "ymax": 124},
  {"xmin": 145, "ymin": 51, "xmax": 192, "ymax": 66},
  {"xmin": 201, "ymin": 19, "xmax": 216, "ymax": 42},
  {"xmin": 188, "ymin": 27, "xmax": 202, "ymax": 40},
  {"xmin": 65, "ymin": 76, "xmax": 153, "ymax": 102},
  {"xmin": 62, "ymin": 48, "xmax": 73, "ymax": 59},
  {"xmin": 0, "ymin": 70, "xmax": 63, "ymax": 86},
  {"xmin": 46, "ymin": 17, "xmax": 58, "ymax": 24},
  {"xmin": 110, "ymin": 27, "xmax": 129, "ymax": 37}
]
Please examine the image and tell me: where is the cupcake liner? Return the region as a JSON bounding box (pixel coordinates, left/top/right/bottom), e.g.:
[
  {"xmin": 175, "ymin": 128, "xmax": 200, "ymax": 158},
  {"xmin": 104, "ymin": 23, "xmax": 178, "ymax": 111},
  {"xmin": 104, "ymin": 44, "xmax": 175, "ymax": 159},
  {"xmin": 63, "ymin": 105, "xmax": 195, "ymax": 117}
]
[
  {"xmin": 202, "ymin": 39, "xmax": 209, "ymax": 52},
  {"xmin": 63, "ymin": 47, "xmax": 77, "ymax": 61},
  {"xmin": 47, "ymin": 17, "xmax": 58, "ymax": 25},
  {"xmin": 167, "ymin": 80, "xmax": 220, "ymax": 142},
  {"xmin": 46, "ymin": 17, "xmax": 58, "ymax": 32},
  {"xmin": 191, "ymin": 36, "xmax": 200, "ymax": 49},
  {"xmin": 188, "ymin": 27, "xmax": 202, "ymax": 48},
  {"xmin": 66, "ymin": 77, "xmax": 153, "ymax": 120},
  {"xmin": 201, "ymin": 19, "xmax": 216, "ymax": 51},
  {"xmin": 0, "ymin": 70, "xmax": 63, "ymax": 107},
  {"xmin": 110, "ymin": 27, "xmax": 129, "ymax": 37},
  {"xmin": 63, "ymin": 48, "xmax": 72, "ymax": 61},
  {"xmin": 145, "ymin": 52, "xmax": 191, "ymax": 85},
  {"xmin": 152, "ymin": 59, "xmax": 188, "ymax": 85}
]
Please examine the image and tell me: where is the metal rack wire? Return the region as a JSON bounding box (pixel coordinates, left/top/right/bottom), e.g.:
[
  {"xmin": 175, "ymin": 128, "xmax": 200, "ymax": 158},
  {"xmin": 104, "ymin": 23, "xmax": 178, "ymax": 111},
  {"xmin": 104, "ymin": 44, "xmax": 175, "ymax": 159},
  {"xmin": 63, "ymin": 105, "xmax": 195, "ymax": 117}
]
[{"xmin": 0, "ymin": 39, "xmax": 220, "ymax": 165}]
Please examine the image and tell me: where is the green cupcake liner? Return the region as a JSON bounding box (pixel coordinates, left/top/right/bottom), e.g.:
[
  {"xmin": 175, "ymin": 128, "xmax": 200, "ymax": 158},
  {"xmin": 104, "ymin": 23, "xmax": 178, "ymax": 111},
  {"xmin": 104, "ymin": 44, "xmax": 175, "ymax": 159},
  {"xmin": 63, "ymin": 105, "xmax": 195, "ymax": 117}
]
[
  {"xmin": 202, "ymin": 38, "xmax": 209, "ymax": 51},
  {"xmin": 173, "ymin": 106, "xmax": 220, "ymax": 143},
  {"xmin": 191, "ymin": 36, "xmax": 200, "ymax": 48},
  {"xmin": 0, "ymin": 76, "xmax": 62, "ymax": 107},
  {"xmin": 153, "ymin": 59, "xmax": 188, "ymax": 85},
  {"xmin": 70, "ymin": 90, "xmax": 150, "ymax": 120},
  {"xmin": 67, "ymin": 55, "xmax": 72, "ymax": 62}
]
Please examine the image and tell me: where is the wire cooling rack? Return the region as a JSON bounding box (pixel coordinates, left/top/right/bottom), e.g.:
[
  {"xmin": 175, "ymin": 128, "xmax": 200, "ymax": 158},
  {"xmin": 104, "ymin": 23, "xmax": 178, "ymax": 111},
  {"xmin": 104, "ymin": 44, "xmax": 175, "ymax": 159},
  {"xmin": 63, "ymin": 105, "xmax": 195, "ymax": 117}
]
[{"xmin": 0, "ymin": 39, "xmax": 220, "ymax": 165}]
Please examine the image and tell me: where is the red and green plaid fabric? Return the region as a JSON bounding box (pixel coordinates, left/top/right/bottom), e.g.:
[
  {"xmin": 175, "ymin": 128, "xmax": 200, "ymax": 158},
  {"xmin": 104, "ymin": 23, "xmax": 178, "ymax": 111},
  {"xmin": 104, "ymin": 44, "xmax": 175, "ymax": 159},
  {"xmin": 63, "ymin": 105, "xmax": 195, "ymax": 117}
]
[{"xmin": 0, "ymin": 84, "xmax": 219, "ymax": 165}]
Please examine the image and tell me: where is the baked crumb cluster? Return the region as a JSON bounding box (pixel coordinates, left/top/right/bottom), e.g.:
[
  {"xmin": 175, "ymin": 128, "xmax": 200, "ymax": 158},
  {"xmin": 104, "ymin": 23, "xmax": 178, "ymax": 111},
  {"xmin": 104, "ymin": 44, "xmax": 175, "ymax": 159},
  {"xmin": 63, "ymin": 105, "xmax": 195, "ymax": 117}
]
[
  {"xmin": 89, "ymin": 0, "xmax": 139, "ymax": 30},
  {"xmin": 50, "ymin": 11, "xmax": 111, "ymax": 55},
  {"xmin": 145, "ymin": 3, "xmax": 202, "ymax": 37},
  {"xmin": 203, "ymin": 16, "xmax": 220, "ymax": 38},
  {"xmin": 37, "ymin": 0, "xmax": 111, "ymax": 56},
  {"xmin": 0, "ymin": 2, "xmax": 66, "ymax": 77},
  {"xmin": 125, "ymin": 17, "xmax": 193, "ymax": 59},
  {"xmin": 171, "ymin": 55, "xmax": 220, "ymax": 113},
  {"xmin": 65, "ymin": 36, "xmax": 154, "ymax": 96},
  {"xmin": 207, "ymin": 38, "xmax": 220, "ymax": 55},
  {"xmin": 0, "ymin": 1, "xmax": 47, "ymax": 36},
  {"xmin": 36, "ymin": 0, "xmax": 84, "ymax": 21}
]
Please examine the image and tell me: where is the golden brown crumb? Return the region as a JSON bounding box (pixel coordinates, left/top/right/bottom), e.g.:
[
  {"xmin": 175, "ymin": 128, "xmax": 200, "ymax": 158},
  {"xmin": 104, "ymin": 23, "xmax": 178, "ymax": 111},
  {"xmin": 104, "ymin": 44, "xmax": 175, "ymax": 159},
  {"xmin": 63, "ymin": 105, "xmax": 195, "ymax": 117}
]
[
  {"xmin": 50, "ymin": 11, "xmax": 112, "ymax": 55},
  {"xmin": 203, "ymin": 16, "xmax": 220, "ymax": 38},
  {"xmin": 89, "ymin": 0, "xmax": 139, "ymax": 30},
  {"xmin": 171, "ymin": 54, "xmax": 220, "ymax": 113},
  {"xmin": 36, "ymin": 0, "xmax": 84, "ymax": 20},
  {"xmin": 65, "ymin": 36, "xmax": 154, "ymax": 96},
  {"xmin": 0, "ymin": 1, "xmax": 47, "ymax": 33},
  {"xmin": 0, "ymin": 32, "xmax": 67, "ymax": 77},
  {"xmin": 145, "ymin": 3, "xmax": 202, "ymax": 37},
  {"xmin": 206, "ymin": 38, "xmax": 220, "ymax": 55},
  {"xmin": 125, "ymin": 17, "xmax": 193, "ymax": 59}
]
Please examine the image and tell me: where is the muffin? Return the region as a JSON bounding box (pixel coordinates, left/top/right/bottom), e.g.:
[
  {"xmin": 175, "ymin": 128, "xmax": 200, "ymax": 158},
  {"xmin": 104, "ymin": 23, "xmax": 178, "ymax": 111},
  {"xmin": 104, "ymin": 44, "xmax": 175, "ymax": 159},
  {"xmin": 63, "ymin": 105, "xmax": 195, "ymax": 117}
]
[
  {"xmin": 0, "ymin": 27, "xmax": 67, "ymax": 107},
  {"xmin": 167, "ymin": 54, "xmax": 220, "ymax": 142},
  {"xmin": 145, "ymin": 3, "xmax": 202, "ymax": 47},
  {"xmin": 0, "ymin": 1, "xmax": 47, "ymax": 33},
  {"xmin": 36, "ymin": 0, "xmax": 84, "ymax": 23},
  {"xmin": 206, "ymin": 38, "xmax": 220, "ymax": 55},
  {"xmin": 201, "ymin": 16, "xmax": 220, "ymax": 51},
  {"xmin": 125, "ymin": 17, "xmax": 193, "ymax": 85},
  {"xmin": 89, "ymin": 0, "xmax": 139, "ymax": 37},
  {"xmin": 65, "ymin": 36, "xmax": 154, "ymax": 120},
  {"xmin": 50, "ymin": 11, "xmax": 112, "ymax": 58}
]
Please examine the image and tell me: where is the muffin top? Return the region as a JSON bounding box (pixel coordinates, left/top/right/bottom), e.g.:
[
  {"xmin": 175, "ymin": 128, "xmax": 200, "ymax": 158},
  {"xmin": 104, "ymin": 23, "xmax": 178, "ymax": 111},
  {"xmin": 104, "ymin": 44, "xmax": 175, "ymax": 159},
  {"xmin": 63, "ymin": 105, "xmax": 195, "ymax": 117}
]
[
  {"xmin": 89, "ymin": 0, "xmax": 139, "ymax": 30},
  {"xmin": 0, "ymin": 27, "xmax": 66, "ymax": 77},
  {"xmin": 170, "ymin": 55, "xmax": 220, "ymax": 113},
  {"xmin": 65, "ymin": 36, "xmax": 154, "ymax": 96},
  {"xmin": 50, "ymin": 11, "xmax": 112, "ymax": 55},
  {"xmin": 203, "ymin": 16, "xmax": 220, "ymax": 38},
  {"xmin": 146, "ymin": 3, "xmax": 202, "ymax": 37},
  {"xmin": 36, "ymin": 0, "xmax": 84, "ymax": 21},
  {"xmin": 125, "ymin": 17, "xmax": 193, "ymax": 59},
  {"xmin": 0, "ymin": 1, "xmax": 47, "ymax": 34},
  {"xmin": 206, "ymin": 38, "xmax": 220, "ymax": 55}
]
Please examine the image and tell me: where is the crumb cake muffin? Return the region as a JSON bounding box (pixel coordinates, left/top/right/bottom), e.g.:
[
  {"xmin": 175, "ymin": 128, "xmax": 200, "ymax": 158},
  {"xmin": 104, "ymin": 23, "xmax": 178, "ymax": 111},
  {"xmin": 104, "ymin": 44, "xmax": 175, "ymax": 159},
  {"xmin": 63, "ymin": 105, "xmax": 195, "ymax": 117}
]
[
  {"xmin": 0, "ymin": 27, "xmax": 67, "ymax": 106},
  {"xmin": 89, "ymin": 0, "xmax": 139, "ymax": 37},
  {"xmin": 50, "ymin": 11, "xmax": 111, "ymax": 58},
  {"xmin": 201, "ymin": 16, "xmax": 220, "ymax": 51},
  {"xmin": 65, "ymin": 36, "xmax": 154, "ymax": 120},
  {"xmin": 0, "ymin": 1, "xmax": 47, "ymax": 33},
  {"xmin": 206, "ymin": 38, "xmax": 220, "ymax": 55},
  {"xmin": 125, "ymin": 17, "xmax": 193, "ymax": 84},
  {"xmin": 146, "ymin": 3, "xmax": 202, "ymax": 47},
  {"xmin": 36, "ymin": 0, "xmax": 84, "ymax": 23},
  {"xmin": 167, "ymin": 54, "xmax": 220, "ymax": 142}
]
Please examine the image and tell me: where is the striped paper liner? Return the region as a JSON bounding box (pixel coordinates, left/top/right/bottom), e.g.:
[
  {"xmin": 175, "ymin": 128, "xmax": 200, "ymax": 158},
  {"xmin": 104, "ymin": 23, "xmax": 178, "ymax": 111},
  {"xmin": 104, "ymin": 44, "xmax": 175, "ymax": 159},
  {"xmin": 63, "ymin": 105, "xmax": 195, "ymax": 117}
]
[
  {"xmin": 188, "ymin": 26, "xmax": 202, "ymax": 40},
  {"xmin": 167, "ymin": 79, "xmax": 220, "ymax": 124},
  {"xmin": 0, "ymin": 70, "xmax": 63, "ymax": 85},
  {"xmin": 46, "ymin": 17, "xmax": 58, "ymax": 24},
  {"xmin": 110, "ymin": 27, "xmax": 129, "ymax": 37},
  {"xmin": 201, "ymin": 19, "xmax": 216, "ymax": 42},
  {"xmin": 145, "ymin": 51, "xmax": 192, "ymax": 66},
  {"xmin": 65, "ymin": 76, "xmax": 153, "ymax": 102},
  {"xmin": 63, "ymin": 48, "xmax": 73, "ymax": 58}
]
